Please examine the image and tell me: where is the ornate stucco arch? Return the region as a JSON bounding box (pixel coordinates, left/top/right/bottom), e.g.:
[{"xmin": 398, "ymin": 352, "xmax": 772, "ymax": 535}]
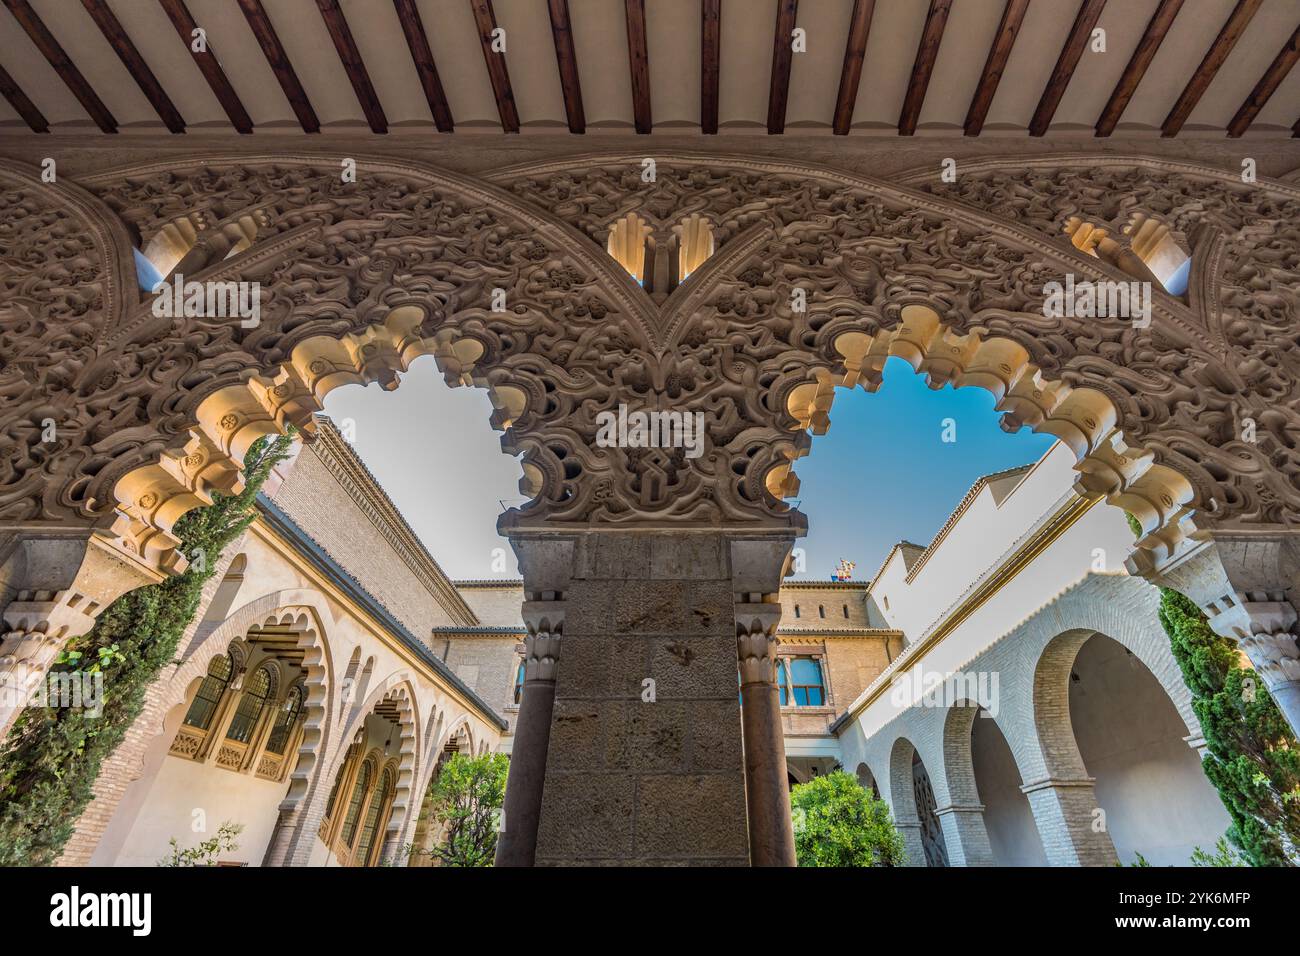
[
  {"xmin": 6, "ymin": 151, "xmax": 1296, "ymax": 575},
  {"xmin": 486, "ymin": 151, "xmax": 1300, "ymax": 564},
  {"xmin": 4, "ymin": 148, "xmax": 1298, "ymax": 867}
]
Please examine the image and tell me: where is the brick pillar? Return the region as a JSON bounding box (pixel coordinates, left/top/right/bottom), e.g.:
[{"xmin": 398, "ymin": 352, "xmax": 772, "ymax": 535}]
[
  {"xmin": 1021, "ymin": 776, "xmax": 1118, "ymax": 866},
  {"xmin": 895, "ymin": 820, "xmax": 928, "ymax": 866},
  {"xmin": 935, "ymin": 803, "xmax": 995, "ymax": 866}
]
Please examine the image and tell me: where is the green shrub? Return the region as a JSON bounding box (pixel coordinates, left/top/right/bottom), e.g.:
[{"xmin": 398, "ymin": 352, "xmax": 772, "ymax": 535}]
[{"xmin": 790, "ymin": 770, "xmax": 906, "ymax": 867}]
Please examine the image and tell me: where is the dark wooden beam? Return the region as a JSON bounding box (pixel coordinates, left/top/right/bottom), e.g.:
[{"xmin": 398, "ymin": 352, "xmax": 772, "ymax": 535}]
[
  {"xmin": 898, "ymin": 0, "xmax": 953, "ymax": 136},
  {"xmin": 1095, "ymin": 0, "xmax": 1182, "ymax": 136},
  {"xmin": 547, "ymin": 0, "xmax": 584, "ymax": 133},
  {"xmin": 701, "ymin": 0, "xmax": 720, "ymax": 134},
  {"xmin": 1227, "ymin": 23, "xmax": 1300, "ymax": 137},
  {"xmin": 1029, "ymin": 0, "xmax": 1107, "ymax": 136},
  {"xmin": 624, "ymin": 0, "xmax": 651, "ymax": 133},
  {"xmin": 963, "ymin": 0, "xmax": 1029, "ymax": 136},
  {"xmin": 157, "ymin": 0, "xmax": 253, "ymax": 133},
  {"xmin": 469, "ymin": 0, "xmax": 519, "ymax": 132},
  {"xmin": 81, "ymin": 0, "xmax": 184, "ymax": 133},
  {"xmin": 1162, "ymin": 0, "xmax": 1262, "ymax": 137},
  {"xmin": 833, "ymin": 0, "xmax": 875, "ymax": 136},
  {"xmin": 767, "ymin": 0, "xmax": 798, "ymax": 134},
  {"xmin": 392, "ymin": 0, "xmax": 452, "ymax": 132},
  {"xmin": 3, "ymin": 0, "xmax": 116, "ymax": 132},
  {"xmin": 235, "ymin": 0, "xmax": 319, "ymax": 132},
  {"xmin": 316, "ymin": 0, "xmax": 386, "ymax": 133},
  {"xmin": 0, "ymin": 59, "xmax": 47, "ymax": 132}
]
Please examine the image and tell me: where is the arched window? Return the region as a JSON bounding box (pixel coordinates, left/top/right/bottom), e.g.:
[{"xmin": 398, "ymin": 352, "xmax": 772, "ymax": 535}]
[
  {"xmin": 513, "ymin": 659, "xmax": 525, "ymax": 705},
  {"xmin": 607, "ymin": 212, "xmax": 653, "ymax": 285},
  {"xmin": 843, "ymin": 604, "xmax": 849, "ymax": 618},
  {"xmin": 1124, "ymin": 212, "xmax": 1191, "ymax": 295},
  {"xmin": 182, "ymin": 653, "xmax": 233, "ymax": 731},
  {"xmin": 265, "ymin": 685, "xmax": 304, "ymax": 756},
  {"xmin": 793, "ymin": 605, "xmax": 800, "ymax": 619},
  {"xmin": 341, "ymin": 758, "xmax": 375, "ymax": 848},
  {"xmin": 355, "ymin": 766, "xmax": 395, "ymax": 866},
  {"xmin": 790, "ymin": 658, "xmax": 825, "ymax": 706},
  {"xmin": 818, "ymin": 604, "xmax": 826, "ymax": 619},
  {"xmin": 674, "ymin": 213, "xmax": 714, "ymax": 279},
  {"xmin": 225, "ymin": 665, "xmax": 273, "ymax": 743}
]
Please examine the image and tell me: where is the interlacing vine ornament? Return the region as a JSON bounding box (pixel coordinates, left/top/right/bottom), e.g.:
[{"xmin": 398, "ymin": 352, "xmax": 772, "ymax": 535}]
[{"xmin": 1, "ymin": 153, "xmax": 1297, "ymax": 584}]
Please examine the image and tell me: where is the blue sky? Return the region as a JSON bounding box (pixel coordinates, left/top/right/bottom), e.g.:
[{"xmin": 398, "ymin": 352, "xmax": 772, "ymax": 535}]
[
  {"xmin": 789, "ymin": 357, "xmax": 1056, "ymax": 580},
  {"xmin": 323, "ymin": 355, "xmax": 1056, "ymax": 582}
]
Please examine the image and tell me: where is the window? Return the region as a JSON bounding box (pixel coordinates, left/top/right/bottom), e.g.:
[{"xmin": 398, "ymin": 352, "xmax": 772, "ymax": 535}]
[
  {"xmin": 793, "ymin": 605, "xmax": 800, "ymax": 619},
  {"xmin": 513, "ymin": 659, "xmax": 526, "ymax": 705},
  {"xmin": 225, "ymin": 665, "xmax": 272, "ymax": 743},
  {"xmin": 843, "ymin": 604, "xmax": 849, "ymax": 619},
  {"xmin": 355, "ymin": 766, "xmax": 394, "ymax": 866},
  {"xmin": 341, "ymin": 759, "xmax": 374, "ymax": 848},
  {"xmin": 264, "ymin": 685, "xmax": 303, "ymax": 756},
  {"xmin": 774, "ymin": 661, "xmax": 789, "ymax": 706},
  {"xmin": 182, "ymin": 654, "xmax": 233, "ymax": 731},
  {"xmin": 818, "ymin": 605, "xmax": 826, "ymax": 619},
  {"xmin": 789, "ymin": 658, "xmax": 825, "ymax": 707}
]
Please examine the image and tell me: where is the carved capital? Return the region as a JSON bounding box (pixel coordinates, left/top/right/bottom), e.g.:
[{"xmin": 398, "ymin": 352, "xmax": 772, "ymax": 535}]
[
  {"xmin": 522, "ymin": 628, "xmax": 562, "ymax": 684},
  {"xmin": 736, "ymin": 601, "xmax": 781, "ymax": 687},
  {"xmin": 1237, "ymin": 600, "xmax": 1300, "ymax": 689}
]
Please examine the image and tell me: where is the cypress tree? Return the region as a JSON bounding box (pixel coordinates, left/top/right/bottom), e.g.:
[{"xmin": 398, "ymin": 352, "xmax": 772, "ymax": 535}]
[
  {"xmin": 0, "ymin": 433, "xmax": 294, "ymax": 866},
  {"xmin": 1157, "ymin": 587, "xmax": 1300, "ymax": 866}
]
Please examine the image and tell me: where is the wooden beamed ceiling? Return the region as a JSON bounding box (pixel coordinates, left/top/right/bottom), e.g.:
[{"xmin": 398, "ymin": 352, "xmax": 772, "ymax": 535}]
[{"xmin": 0, "ymin": 0, "xmax": 1295, "ymax": 138}]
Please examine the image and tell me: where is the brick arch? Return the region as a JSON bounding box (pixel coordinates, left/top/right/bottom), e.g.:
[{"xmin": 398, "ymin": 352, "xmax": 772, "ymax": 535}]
[{"xmin": 1027, "ymin": 581, "xmax": 1200, "ymax": 785}]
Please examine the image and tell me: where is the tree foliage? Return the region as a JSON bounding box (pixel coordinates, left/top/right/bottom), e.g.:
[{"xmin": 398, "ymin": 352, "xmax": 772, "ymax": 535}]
[
  {"xmin": 790, "ymin": 771, "xmax": 906, "ymax": 867},
  {"xmin": 0, "ymin": 433, "xmax": 294, "ymax": 866},
  {"xmin": 424, "ymin": 751, "xmax": 509, "ymax": 867},
  {"xmin": 1157, "ymin": 587, "xmax": 1300, "ymax": 866}
]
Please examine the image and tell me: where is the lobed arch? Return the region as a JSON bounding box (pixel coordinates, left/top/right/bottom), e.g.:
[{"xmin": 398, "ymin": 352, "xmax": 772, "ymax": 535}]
[
  {"xmin": 3, "ymin": 149, "xmax": 1297, "ymax": 659},
  {"xmin": 167, "ymin": 592, "xmax": 336, "ymax": 811},
  {"xmin": 777, "ymin": 304, "xmax": 1196, "ymax": 570}
]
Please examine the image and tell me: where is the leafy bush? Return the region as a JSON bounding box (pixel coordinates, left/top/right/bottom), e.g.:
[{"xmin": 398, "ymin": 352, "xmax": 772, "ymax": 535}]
[
  {"xmin": 790, "ymin": 771, "xmax": 905, "ymax": 867},
  {"xmin": 424, "ymin": 752, "xmax": 509, "ymax": 867}
]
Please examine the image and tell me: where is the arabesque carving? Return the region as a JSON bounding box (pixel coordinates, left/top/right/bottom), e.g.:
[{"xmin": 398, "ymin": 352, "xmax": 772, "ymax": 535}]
[{"xmin": 1, "ymin": 151, "xmax": 1298, "ymax": 589}]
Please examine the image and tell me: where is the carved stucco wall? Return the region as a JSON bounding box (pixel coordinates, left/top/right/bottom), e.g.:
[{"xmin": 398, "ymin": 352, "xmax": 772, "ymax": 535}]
[{"xmin": 1, "ymin": 150, "xmax": 1297, "ymax": 589}]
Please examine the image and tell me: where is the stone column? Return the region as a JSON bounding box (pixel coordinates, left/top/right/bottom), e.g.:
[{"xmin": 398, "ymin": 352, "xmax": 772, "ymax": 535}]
[
  {"xmin": 934, "ymin": 803, "xmax": 995, "ymax": 866},
  {"xmin": 736, "ymin": 599, "xmax": 797, "ymax": 866},
  {"xmin": 0, "ymin": 532, "xmax": 162, "ymax": 741},
  {"xmin": 895, "ymin": 819, "xmax": 928, "ymax": 866},
  {"xmin": 1020, "ymin": 775, "xmax": 1118, "ymax": 866},
  {"xmin": 495, "ymin": 604, "xmax": 564, "ymax": 866},
  {"xmin": 493, "ymin": 535, "xmax": 572, "ymax": 866}
]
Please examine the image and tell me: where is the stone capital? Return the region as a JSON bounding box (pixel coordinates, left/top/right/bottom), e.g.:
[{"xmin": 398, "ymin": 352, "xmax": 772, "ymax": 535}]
[
  {"xmin": 522, "ymin": 628, "xmax": 562, "ymax": 684},
  {"xmin": 736, "ymin": 612, "xmax": 780, "ymax": 687}
]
